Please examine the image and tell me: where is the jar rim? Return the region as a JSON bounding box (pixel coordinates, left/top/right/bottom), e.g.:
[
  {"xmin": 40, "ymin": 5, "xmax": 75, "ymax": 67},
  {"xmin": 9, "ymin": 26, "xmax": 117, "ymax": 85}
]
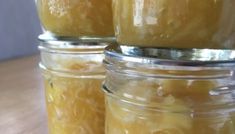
[
  {"xmin": 38, "ymin": 34, "xmax": 110, "ymax": 54},
  {"xmin": 105, "ymin": 44, "xmax": 235, "ymax": 69}
]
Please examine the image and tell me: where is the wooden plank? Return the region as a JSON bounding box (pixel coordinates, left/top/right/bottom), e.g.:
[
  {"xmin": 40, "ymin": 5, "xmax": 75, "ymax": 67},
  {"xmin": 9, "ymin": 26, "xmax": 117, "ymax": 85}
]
[{"xmin": 0, "ymin": 55, "xmax": 47, "ymax": 134}]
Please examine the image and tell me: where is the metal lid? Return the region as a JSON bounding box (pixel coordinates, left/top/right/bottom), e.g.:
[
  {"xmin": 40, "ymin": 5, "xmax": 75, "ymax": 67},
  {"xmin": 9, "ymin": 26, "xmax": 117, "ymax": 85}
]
[{"xmin": 105, "ymin": 44, "xmax": 235, "ymax": 68}]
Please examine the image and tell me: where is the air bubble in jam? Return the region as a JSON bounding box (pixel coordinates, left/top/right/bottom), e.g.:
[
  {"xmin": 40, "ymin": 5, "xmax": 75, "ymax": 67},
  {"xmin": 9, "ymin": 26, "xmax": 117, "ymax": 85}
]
[{"xmin": 48, "ymin": 0, "xmax": 70, "ymax": 17}]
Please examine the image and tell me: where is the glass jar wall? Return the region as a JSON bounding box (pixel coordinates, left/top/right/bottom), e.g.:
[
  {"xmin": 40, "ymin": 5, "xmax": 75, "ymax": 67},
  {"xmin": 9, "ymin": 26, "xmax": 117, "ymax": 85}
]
[
  {"xmin": 103, "ymin": 45, "xmax": 235, "ymax": 134},
  {"xmin": 36, "ymin": 0, "xmax": 114, "ymax": 38},
  {"xmin": 113, "ymin": 0, "xmax": 235, "ymax": 49},
  {"xmin": 39, "ymin": 39, "xmax": 107, "ymax": 134}
]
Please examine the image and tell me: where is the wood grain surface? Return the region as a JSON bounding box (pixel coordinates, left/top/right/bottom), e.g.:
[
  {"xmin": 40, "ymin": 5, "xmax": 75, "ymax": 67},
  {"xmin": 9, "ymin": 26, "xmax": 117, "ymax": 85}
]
[{"xmin": 0, "ymin": 55, "xmax": 48, "ymax": 134}]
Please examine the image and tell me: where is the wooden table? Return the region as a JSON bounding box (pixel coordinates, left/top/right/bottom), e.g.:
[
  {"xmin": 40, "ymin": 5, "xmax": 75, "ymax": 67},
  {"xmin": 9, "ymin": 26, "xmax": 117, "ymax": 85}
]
[{"xmin": 0, "ymin": 55, "xmax": 48, "ymax": 134}]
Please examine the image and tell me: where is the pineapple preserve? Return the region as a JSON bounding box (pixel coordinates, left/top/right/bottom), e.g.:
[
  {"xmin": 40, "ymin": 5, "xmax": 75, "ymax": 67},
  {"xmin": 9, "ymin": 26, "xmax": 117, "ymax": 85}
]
[
  {"xmin": 39, "ymin": 39, "xmax": 107, "ymax": 134},
  {"xmin": 103, "ymin": 45, "xmax": 235, "ymax": 134}
]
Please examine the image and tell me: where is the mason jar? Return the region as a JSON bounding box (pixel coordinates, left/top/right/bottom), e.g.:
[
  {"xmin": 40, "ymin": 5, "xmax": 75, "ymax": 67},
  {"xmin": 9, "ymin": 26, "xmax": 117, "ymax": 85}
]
[
  {"xmin": 113, "ymin": 0, "xmax": 235, "ymax": 49},
  {"xmin": 38, "ymin": 36, "xmax": 108, "ymax": 134},
  {"xmin": 36, "ymin": 0, "xmax": 114, "ymax": 38},
  {"xmin": 103, "ymin": 45, "xmax": 235, "ymax": 134}
]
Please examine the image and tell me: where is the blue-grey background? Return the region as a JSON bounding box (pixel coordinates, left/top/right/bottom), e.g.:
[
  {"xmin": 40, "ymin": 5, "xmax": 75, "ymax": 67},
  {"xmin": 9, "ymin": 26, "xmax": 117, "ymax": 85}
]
[{"xmin": 0, "ymin": 0, "xmax": 42, "ymax": 61}]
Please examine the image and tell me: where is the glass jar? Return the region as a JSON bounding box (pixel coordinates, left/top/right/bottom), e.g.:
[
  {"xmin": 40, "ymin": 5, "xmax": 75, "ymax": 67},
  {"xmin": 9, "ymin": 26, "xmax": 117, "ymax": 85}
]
[
  {"xmin": 113, "ymin": 0, "xmax": 235, "ymax": 49},
  {"xmin": 36, "ymin": 0, "xmax": 114, "ymax": 38},
  {"xmin": 103, "ymin": 45, "xmax": 235, "ymax": 134},
  {"xmin": 39, "ymin": 37, "xmax": 107, "ymax": 134}
]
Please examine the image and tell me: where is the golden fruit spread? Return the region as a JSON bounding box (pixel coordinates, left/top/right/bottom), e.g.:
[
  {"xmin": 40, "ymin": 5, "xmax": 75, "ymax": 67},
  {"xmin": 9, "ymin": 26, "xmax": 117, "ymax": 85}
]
[
  {"xmin": 105, "ymin": 71, "xmax": 235, "ymax": 134},
  {"xmin": 113, "ymin": 0, "xmax": 235, "ymax": 49},
  {"xmin": 43, "ymin": 61, "xmax": 105, "ymax": 134},
  {"xmin": 37, "ymin": 0, "xmax": 114, "ymax": 37}
]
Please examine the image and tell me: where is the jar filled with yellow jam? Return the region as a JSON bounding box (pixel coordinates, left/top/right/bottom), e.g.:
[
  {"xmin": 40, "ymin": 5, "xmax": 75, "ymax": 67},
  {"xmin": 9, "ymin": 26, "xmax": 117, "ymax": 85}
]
[
  {"xmin": 113, "ymin": 0, "xmax": 235, "ymax": 49},
  {"xmin": 36, "ymin": 0, "xmax": 114, "ymax": 38},
  {"xmin": 39, "ymin": 38, "xmax": 107, "ymax": 134},
  {"xmin": 103, "ymin": 45, "xmax": 235, "ymax": 134}
]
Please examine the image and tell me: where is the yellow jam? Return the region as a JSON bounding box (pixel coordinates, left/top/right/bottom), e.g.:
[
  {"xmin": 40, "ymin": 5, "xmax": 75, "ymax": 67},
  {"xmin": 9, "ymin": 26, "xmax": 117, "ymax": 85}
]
[
  {"xmin": 43, "ymin": 61, "xmax": 105, "ymax": 134},
  {"xmin": 37, "ymin": 0, "xmax": 114, "ymax": 37},
  {"xmin": 105, "ymin": 71, "xmax": 235, "ymax": 134},
  {"xmin": 113, "ymin": 0, "xmax": 235, "ymax": 49}
]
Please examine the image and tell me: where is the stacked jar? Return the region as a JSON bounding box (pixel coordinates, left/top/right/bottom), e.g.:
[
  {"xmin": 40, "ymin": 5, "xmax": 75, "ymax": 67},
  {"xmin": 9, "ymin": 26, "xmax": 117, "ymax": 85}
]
[
  {"xmin": 102, "ymin": 0, "xmax": 235, "ymax": 134},
  {"xmin": 35, "ymin": 0, "xmax": 235, "ymax": 134},
  {"xmin": 35, "ymin": 0, "xmax": 114, "ymax": 133}
]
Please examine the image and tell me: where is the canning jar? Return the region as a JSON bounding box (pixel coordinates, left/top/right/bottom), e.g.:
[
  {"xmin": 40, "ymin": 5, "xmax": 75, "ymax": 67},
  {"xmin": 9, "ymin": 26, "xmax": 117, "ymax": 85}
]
[
  {"xmin": 103, "ymin": 45, "xmax": 235, "ymax": 134},
  {"xmin": 113, "ymin": 0, "xmax": 235, "ymax": 49},
  {"xmin": 36, "ymin": 0, "xmax": 114, "ymax": 38},
  {"xmin": 39, "ymin": 37, "xmax": 107, "ymax": 134}
]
